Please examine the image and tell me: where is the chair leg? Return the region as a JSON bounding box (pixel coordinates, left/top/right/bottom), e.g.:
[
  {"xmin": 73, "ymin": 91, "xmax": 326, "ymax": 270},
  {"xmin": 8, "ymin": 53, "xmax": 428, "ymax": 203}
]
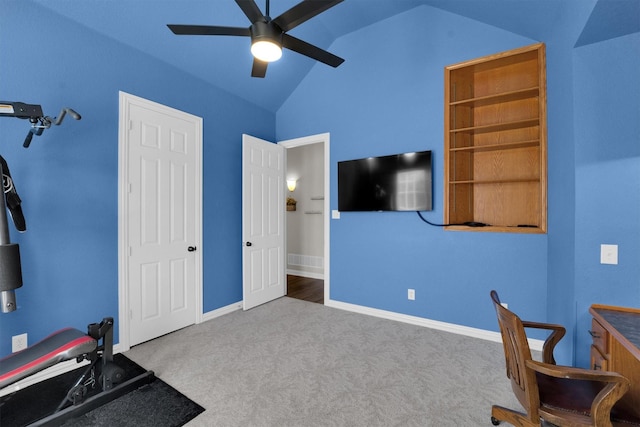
[{"xmin": 491, "ymin": 405, "xmax": 540, "ymax": 427}]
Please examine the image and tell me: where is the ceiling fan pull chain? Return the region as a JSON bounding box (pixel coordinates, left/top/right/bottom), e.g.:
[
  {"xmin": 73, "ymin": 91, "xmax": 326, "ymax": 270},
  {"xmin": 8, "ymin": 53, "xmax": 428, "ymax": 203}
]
[{"xmin": 265, "ymin": 0, "xmax": 269, "ymax": 18}]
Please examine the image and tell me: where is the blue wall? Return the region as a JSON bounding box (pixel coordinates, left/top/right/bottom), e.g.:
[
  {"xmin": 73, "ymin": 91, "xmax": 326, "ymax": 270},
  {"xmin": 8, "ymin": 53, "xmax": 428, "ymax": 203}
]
[
  {"xmin": 277, "ymin": 5, "xmax": 640, "ymax": 366},
  {"xmin": 0, "ymin": 1, "xmax": 274, "ymax": 356},
  {"xmin": 573, "ymin": 32, "xmax": 640, "ymax": 368},
  {"xmin": 277, "ymin": 6, "xmax": 549, "ymax": 332}
]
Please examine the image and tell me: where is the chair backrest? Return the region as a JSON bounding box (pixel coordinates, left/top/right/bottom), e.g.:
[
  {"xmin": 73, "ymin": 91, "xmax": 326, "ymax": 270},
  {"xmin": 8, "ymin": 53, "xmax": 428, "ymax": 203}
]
[{"xmin": 490, "ymin": 290, "xmax": 541, "ymax": 424}]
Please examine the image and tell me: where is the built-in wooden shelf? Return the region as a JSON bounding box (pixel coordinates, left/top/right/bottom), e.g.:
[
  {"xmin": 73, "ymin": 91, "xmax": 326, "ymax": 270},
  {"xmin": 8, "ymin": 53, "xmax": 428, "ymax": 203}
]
[{"xmin": 444, "ymin": 43, "xmax": 547, "ymax": 233}]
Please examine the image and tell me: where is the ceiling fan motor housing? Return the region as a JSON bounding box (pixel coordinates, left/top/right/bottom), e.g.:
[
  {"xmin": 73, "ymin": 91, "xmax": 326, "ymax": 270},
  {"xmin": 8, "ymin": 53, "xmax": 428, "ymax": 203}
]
[{"xmin": 250, "ymin": 20, "xmax": 283, "ymax": 46}]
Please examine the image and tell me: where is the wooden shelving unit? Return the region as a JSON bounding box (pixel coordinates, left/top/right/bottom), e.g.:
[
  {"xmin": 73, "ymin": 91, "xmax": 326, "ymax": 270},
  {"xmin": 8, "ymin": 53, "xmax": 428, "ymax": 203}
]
[{"xmin": 444, "ymin": 43, "xmax": 547, "ymax": 233}]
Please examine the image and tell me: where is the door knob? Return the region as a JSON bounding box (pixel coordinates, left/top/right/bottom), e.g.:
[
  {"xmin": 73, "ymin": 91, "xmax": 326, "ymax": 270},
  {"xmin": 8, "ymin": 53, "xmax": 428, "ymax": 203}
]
[
  {"xmin": 188, "ymin": 246, "xmax": 197, "ymax": 252},
  {"xmin": 246, "ymin": 242, "xmax": 252, "ymax": 247}
]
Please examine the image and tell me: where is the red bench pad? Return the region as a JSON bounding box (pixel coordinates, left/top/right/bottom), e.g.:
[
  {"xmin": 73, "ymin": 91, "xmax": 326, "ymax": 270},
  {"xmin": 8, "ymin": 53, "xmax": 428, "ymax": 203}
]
[{"xmin": 0, "ymin": 328, "xmax": 97, "ymax": 389}]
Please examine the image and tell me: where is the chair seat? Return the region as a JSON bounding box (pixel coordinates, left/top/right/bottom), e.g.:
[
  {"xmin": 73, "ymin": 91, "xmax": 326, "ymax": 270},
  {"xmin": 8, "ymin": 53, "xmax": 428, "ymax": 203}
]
[{"xmin": 537, "ymin": 373, "xmax": 640, "ymax": 426}]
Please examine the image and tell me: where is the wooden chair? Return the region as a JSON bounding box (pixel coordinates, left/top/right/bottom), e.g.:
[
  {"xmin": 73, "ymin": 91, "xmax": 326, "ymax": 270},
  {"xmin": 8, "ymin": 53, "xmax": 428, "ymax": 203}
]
[{"xmin": 490, "ymin": 290, "xmax": 638, "ymax": 427}]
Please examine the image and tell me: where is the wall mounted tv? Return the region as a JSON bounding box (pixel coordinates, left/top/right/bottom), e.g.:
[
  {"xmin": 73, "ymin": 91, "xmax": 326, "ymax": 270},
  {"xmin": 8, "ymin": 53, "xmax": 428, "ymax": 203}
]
[{"xmin": 338, "ymin": 150, "xmax": 432, "ymax": 212}]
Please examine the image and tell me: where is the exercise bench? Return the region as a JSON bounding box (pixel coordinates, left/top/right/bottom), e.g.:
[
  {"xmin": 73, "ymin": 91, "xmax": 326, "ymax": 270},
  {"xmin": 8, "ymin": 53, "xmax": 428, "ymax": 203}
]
[{"xmin": 0, "ymin": 317, "xmax": 155, "ymax": 425}]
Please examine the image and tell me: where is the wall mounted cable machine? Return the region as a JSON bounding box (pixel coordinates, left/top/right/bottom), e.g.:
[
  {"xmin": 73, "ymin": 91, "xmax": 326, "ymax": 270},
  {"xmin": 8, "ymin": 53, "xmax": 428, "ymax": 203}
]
[
  {"xmin": 0, "ymin": 101, "xmax": 81, "ymax": 148},
  {"xmin": 0, "ymin": 100, "xmax": 81, "ymax": 312}
]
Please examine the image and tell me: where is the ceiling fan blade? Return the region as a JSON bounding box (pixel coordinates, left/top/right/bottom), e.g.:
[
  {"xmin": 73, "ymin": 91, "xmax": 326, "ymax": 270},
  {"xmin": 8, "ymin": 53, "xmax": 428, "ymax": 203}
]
[
  {"xmin": 251, "ymin": 58, "xmax": 268, "ymax": 78},
  {"xmin": 168, "ymin": 24, "xmax": 250, "ymax": 37},
  {"xmin": 236, "ymin": 0, "xmax": 265, "ymax": 23},
  {"xmin": 273, "ymin": 0, "xmax": 344, "ymax": 32},
  {"xmin": 282, "ymin": 33, "xmax": 344, "ymax": 68}
]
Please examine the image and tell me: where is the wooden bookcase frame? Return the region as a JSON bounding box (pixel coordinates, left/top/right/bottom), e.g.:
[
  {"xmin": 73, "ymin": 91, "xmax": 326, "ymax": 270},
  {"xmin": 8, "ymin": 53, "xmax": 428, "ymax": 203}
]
[{"xmin": 444, "ymin": 43, "xmax": 547, "ymax": 233}]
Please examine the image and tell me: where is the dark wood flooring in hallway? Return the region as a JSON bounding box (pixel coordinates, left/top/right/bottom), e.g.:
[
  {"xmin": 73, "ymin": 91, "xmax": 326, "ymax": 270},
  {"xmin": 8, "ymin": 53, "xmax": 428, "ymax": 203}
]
[{"xmin": 286, "ymin": 275, "xmax": 324, "ymax": 304}]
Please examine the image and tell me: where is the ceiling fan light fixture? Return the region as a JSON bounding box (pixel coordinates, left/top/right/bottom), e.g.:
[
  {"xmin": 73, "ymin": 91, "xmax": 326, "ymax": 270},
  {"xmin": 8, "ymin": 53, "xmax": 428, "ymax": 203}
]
[
  {"xmin": 251, "ymin": 40, "xmax": 282, "ymax": 62},
  {"xmin": 250, "ymin": 20, "xmax": 282, "ymax": 62}
]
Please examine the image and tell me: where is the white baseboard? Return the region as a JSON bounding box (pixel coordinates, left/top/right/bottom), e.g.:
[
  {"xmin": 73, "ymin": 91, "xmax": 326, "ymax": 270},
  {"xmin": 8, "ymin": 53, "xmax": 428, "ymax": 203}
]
[
  {"xmin": 286, "ymin": 269, "xmax": 324, "ymax": 280},
  {"xmin": 324, "ymin": 299, "xmax": 544, "ymax": 352},
  {"xmin": 201, "ymin": 301, "xmax": 243, "ymax": 323}
]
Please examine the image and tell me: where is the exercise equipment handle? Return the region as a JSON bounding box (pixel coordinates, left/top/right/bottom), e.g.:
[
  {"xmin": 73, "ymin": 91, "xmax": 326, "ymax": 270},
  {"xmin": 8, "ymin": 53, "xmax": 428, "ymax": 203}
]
[
  {"xmin": 23, "ymin": 130, "xmax": 34, "ymax": 148},
  {"xmin": 53, "ymin": 108, "xmax": 82, "ymax": 126}
]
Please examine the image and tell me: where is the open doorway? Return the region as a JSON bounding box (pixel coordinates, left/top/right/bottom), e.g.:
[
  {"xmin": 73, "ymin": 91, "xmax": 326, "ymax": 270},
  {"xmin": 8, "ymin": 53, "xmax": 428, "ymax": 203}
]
[{"xmin": 280, "ymin": 134, "xmax": 329, "ymax": 305}]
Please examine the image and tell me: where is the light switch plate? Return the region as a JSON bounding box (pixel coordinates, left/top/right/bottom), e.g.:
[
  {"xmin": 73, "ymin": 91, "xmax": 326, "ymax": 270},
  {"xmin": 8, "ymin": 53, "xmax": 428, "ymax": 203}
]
[
  {"xmin": 600, "ymin": 244, "xmax": 618, "ymax": 265},
  {"xmin": 331, "ymin": 210, "xmax": 340, "ymax": 219}
]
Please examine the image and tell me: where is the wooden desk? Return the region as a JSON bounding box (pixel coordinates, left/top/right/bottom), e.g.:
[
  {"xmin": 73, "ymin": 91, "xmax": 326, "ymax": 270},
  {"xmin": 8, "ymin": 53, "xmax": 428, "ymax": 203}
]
[{"xmin": 589, "ymin": 304, "xmax": 640, "ymax": 419}]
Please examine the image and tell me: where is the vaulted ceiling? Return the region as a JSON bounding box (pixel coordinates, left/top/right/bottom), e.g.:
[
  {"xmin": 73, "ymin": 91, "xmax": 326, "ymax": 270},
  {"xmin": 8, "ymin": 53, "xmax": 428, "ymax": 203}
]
[{"xmin": 31, "ymin": 0, "xmax": 639, "ymax": 112}]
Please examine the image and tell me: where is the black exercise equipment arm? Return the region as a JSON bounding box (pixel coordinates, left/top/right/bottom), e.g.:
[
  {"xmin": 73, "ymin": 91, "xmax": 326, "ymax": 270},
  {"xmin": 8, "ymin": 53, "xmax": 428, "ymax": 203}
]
[
  {"xmin": 0, "ymin": 100, "xmax": 81, "ymax": 312},
  {"xmin": 0, "ymin": 101, "xmax": 81, "ymax": 147}
]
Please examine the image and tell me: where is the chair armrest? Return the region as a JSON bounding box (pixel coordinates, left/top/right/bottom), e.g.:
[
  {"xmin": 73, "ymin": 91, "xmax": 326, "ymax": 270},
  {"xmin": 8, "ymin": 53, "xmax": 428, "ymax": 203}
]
[
  {"xmin": 522, "ymin": 321, "xmax": 565, "ymax": 364},
  {"xmin": 527, "ymin": 359, "xmax": 628, "ymax": 383},
  {"xmin": 526, "ymin": 360, "xmax": 630, "ymax": 426}
]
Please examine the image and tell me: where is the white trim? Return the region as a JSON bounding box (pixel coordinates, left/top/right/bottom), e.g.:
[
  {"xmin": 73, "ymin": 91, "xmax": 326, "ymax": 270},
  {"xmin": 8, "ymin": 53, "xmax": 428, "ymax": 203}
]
[
  {"xmin": 279, "ymin": 133, "xmax": 330, "ymax": 303},
  {"xmin": 287, "ymin": 253, "xmax": 323, "ymax": 269},
  {"xmin": 325, "ymin": 299, "xmax": 544, "ymax": 352},
  {"xmin": 201, "ymin": 301, "xmax": 243, "ymax": 323},
  {"xmin": 117, "ymin": 91, "xmax": 129, "ymax": 351},
  {"xmin": 117, "ymin": 91, "xmax": 203, "ymax": 352}
]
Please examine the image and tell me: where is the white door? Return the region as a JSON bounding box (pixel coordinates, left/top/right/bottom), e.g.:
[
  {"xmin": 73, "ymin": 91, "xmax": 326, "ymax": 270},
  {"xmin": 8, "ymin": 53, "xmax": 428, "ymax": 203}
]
[
  {"xmin": 242, "ymin": 134, "xmax": 285, "ymax": 310},
  {"xmin": 120, "ymin": 93, "xmax": 202, "ymax": 347}
]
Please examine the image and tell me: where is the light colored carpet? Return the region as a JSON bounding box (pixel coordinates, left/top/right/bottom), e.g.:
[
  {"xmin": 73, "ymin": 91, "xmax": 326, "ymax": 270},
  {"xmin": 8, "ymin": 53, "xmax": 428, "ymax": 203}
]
[{"xmin": 125, "ymin": 297, "xmax": 523, "ymax": 426}]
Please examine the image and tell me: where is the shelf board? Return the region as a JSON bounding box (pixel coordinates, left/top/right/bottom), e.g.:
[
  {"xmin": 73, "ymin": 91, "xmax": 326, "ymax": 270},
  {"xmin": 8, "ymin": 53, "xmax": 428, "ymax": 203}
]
[
  {"xmin": 444, "ymin": 224, "xmax": 544, "ymax": 234},
  {"xmin": 450, "ymin": 139, "xmax": 539, "ymax": 153},
  {"xmin": 450, "ymin": 118, "xmax": 539, "ymax": 134},
  {"xmin": 450, "ymin": 87, "xmax": 539, "ymax": 107},
  {"xmin": 449, "ymin": 178, "xmax": 539, "ymax": 185}
]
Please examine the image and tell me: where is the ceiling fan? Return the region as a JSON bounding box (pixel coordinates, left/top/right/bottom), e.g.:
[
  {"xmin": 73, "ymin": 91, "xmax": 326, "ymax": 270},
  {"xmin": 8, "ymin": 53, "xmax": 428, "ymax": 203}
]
[{"xmin": 168, "ymin": 0, "xmax": 345, "ymax": 78}]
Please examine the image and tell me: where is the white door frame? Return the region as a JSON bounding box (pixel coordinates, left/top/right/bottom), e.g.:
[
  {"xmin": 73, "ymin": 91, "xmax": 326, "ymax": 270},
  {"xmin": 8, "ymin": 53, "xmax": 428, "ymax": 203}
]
[
  {"xmin": 117, "ymin": 91, "xmax": 203, "ymax": 351},
  {"xmin": 279, "ymin": 133, "xmax": 330, "ymax": 303}
]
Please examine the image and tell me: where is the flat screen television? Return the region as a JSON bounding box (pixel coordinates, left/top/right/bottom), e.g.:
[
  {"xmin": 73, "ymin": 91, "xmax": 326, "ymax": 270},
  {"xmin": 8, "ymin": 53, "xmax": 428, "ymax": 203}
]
[{"xmin": 338, "ymin": 150, "xmax": 432, "ymax": 212}]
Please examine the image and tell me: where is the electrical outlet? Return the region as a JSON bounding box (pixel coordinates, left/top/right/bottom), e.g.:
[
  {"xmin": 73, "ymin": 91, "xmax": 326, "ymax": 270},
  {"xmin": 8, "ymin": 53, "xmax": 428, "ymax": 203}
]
[
  {"xmin": 12, "ymin": 333, "xmax": 28, "ymax": 353},
  {"xmin": 408, "ymin": 289, "xmax": 415, "ymax": 301}
]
